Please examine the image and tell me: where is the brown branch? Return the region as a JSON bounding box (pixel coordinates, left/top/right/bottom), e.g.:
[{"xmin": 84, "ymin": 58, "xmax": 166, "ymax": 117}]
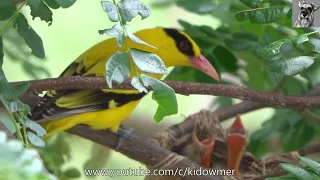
[
  {"xmin": 67, "ymin": 125, "xmax": 223, "ymax": 180},
  {"xmin": 156, "ymin": 84, "xmax": 320, "ymax": 148},
  {"xmin": 12, "ymin": 76, "xmax": 320, "ymax": 109}
]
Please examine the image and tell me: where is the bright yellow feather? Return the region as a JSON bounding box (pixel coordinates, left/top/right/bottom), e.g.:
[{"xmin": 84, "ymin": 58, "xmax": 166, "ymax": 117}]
[{"xmin": 32, "ymin": 28, "xmax": 202, "ymax": 137}]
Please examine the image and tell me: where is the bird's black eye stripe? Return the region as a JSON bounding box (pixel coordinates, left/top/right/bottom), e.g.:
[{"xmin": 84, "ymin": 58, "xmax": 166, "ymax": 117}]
[{"xmin": 163, "ymin": 28, "xmax": 195, "ymax": 56}]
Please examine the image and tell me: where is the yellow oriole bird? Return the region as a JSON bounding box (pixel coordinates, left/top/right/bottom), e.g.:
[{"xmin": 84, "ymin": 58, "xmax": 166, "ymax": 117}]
[{"xmin": 30, "ymin": 28, "xmax": 220, "ymax": 137}]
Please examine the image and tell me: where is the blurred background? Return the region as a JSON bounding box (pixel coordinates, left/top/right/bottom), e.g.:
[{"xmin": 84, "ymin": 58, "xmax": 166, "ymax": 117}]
[{"xmin": 0, "ymin": 0, "xmax": 288, "ymax": 179}]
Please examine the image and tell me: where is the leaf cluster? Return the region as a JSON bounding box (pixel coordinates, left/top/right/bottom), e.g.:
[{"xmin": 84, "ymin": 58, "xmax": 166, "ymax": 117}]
[{"xmin": 101, "ymin": 0, "xmax": 178, "ymax": 122}]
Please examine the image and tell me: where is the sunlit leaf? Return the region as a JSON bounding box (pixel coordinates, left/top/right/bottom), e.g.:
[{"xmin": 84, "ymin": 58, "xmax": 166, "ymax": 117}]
[
  {"xmin": 131, "ymin": 76, "xmax": 147, "ymax": 93},
  {"xmin": 130, "ymin": 48, "xmax": 167, "ymax": 74},
  {"xmin": 101, "ymin": 1, "xmax": 119, "ymax": 22},
  {"xmin": 99, "ymin": 24, "xmax": 124, "ymax": 47},
  {"xmin": 15, "ymin": 14, "xmax": 45, "ymax": 59},
  {"xmin": 0, "ymin": 0, "xmax": 16, "ymax": 21},
  {"xmin": 258, "ymin": 36, "xmax": 297, "ymax": 58},
  {"xmin": 27, "ymin": 131, "xmax": 45, "ymax": 148},
  {"xmin": 239, "ymin": 0, "xmax": 263, "ymax": 8},
  {"xmin": 55, "ymin": 0, "xmax": 76, "ymax": 8},
  {"xmin": 27, "ymin": 0, "xmax": 53, "ymax": 25},
  {"xmin": 268, "ymin": 56, "xmax": 314, "ymax": 76},
  {"xmin": 279, "ymin": 163, "xmax": 316, "ymax": 180},
  {"xmin": 26, "ymin": 119, "xmax": 46, "ymax": 137},
  {"xmin": 235, "ymin": 6, "xmax": 284, "ymax": 23},
  {"xmin": 106, "ymin": 51, "xmax": 131, "ymax": 88},
  {"xmin": 125, "ymin": 28, "xmax": 156, "ymax": 48},
  {"xmin": 141, "ymin": 74, "xmax": 177, "ymax": 122},
  {"xmin": 299, "ymin": 157, "xmax": 320, "ymax": 174},
  {"xmin": 297, "ymin": 34, "xmax": 309, "ymax": 44},
  {"xmin": 118, "ymin": 0, "xmax": 151, "ymax": 24}
]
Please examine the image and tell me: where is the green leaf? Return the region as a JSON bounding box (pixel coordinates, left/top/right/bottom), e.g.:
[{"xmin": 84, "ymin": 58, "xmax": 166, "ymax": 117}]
[
  {"xmin": 281, "ymin": 121, "xmax": 314, "ymax": 152},
  {"xmin": 258, "ymin": 36, "xmax": 297, "ymax": 58},
  {"xmin": 297, "ymin": 35, "xmax": 309, "ymax": 44},
  {"xmin": 55, "ymin": 0, "xmax": 76, "ymax": 8},
  {"xmin": 0, "ymin": 37, "xmax": 3, "ymax": 67},
  {"xmin": 213, "ymin": 97, "xmax": 233, "ymax": 109},
  {"xmin": 105, "ymin": 51, "xmax": 131, "ymax": 88},
  {"xmin": 235, "ymin": 6, "xmax": 284, "ymax": 23},
  {"xmin": 279, "ymin": 163, "xmax": 317, "ymax": 180},
  {"xmin": 299, "ymin": 156, "xmax": 320, "ymax": 174},
  {"xmin": 213, "ymin": 46, "xmax": 238, "ymax": 72},
  {"xmin": 118, "ymin": 0, "xmax": 151, "ymax": 24},
  {"xmin": 13, "ymin": 82, "xmax": 30, "ymax": 98},
  {"xmin": 176, "ymin": 0, "xmax": 216, "ymax": 14},
  {"xmin": 15, "ymin": 14, "xmax": 45, "ymax": 59},
  {"xmin": 0, "ymin": 0, "xmax": 16, "ymax": 21},
  {"xmin": 265, "ymin": 175, "xmax": 297, "ymax": 180},
  {"xmin": 225, "ymin": 32, "xmax": 259, "ymax": 51},
  {"xmin": 26, "ymin": 119, "xmax": 46, "ymax": 136},
  {"xmin": 239, "ymin": 0, "xmax": 263, "ymax": 8},
  {"xmin": 63, "ymin": 168, "xmax": 81, "ymax": 178},
  {"xmin": 101, "ymin": 1, "xmax": 119, "ymax": 22},
  {"xmin": 130, "ymin": 48, "xmax": 167, "ymax": 74},
  {"xmin": 27, "ymin": 131, "xmax": 45, "ymax": 148},
  {"xmin": 8, "ymin": 100, "xmax": 30, "ymax": 113},
  {"xmin": 141, "ymin": 74, "xmax": 177, "ymax": 122},
  {"xmin": 287, "ymin": 8, "xmax": 292, "ymax": 19},
  {"xmin": 247, "ymin": 125, "xmax": 274, "ymax": 158},
  {"xmin": 99, "ymin": 24, "xmax": 124, "ymax": 47},
  {"xmin": 131, "ymin": 76, "xmax": 147, "ymax": 93},
  {"xmin": 300, "ymin": 56, "xmax": 320, "ymax": 87},
  {"xmin": 43, "ymin": 0, "xmax": 60, "ymax": 9},
  {"xmin": 268, "ymin": 56, "xmax": 314, "ymax": 76},
  {"xmin": 27, "ymin": 0, "xmax": 53, "ymax": 25},
  {"xmin": 125, "ymin": 28, "xmax": 156, "ymax": 48}
]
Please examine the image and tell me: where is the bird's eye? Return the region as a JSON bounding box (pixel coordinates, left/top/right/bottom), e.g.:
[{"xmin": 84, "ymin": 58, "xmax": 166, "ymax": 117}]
[{"xmin": 179, "ymin": 41, "xmax": 190, "ymax": 52}]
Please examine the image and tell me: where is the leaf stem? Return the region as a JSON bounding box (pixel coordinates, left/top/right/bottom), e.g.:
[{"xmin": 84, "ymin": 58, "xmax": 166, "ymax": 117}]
[
  {"xmin": 0, "ymin": 99, "xmax": 24, "ymax": 142},
  {"xmin": 0, "ymin": 1, "xmax": 27, "ymax": 36},
  {"xmin": 19, "ymin": 112, "xmax": 28, "ymax": 147},
  {"xmin": 112, "ymin": 0, "xmax": 140, "ymax": 75}
]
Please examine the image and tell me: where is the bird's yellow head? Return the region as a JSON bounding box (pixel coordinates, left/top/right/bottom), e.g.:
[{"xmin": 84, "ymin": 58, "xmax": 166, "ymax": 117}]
[{"xmin": 160, "ymin": 28, "xmax": 220, "ymax": 81}]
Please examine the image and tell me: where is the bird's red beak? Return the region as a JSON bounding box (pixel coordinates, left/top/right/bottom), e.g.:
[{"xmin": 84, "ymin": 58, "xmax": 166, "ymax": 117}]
[{"xmin": 189, "ymin": 54, "xmax": 220, "ymax": 81}]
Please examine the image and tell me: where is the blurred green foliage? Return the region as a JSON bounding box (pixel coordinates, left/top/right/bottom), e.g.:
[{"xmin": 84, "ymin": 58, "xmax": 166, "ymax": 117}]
[{"xmin": 1, "ymin": 0, "xmax": 320, "ymax": 179}]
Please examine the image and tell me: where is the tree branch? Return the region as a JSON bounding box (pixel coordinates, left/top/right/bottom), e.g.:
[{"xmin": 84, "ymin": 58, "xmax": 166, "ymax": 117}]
[
  {"xmin": 67, "ymin": 125, "xmax": 223, "ymax": 180},
  {"xmin": 12, "ymin": 76, "xmax": 320, "ymax": 109},
  {"xmin": 156, "ymin": 84, "xmax": 320, "ymax": 148}
]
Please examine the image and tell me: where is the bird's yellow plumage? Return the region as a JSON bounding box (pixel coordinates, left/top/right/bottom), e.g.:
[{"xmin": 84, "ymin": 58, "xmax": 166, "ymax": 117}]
[{"xmin": 30, "ymin": 27, "xmax": 219, "ymax": 137}]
